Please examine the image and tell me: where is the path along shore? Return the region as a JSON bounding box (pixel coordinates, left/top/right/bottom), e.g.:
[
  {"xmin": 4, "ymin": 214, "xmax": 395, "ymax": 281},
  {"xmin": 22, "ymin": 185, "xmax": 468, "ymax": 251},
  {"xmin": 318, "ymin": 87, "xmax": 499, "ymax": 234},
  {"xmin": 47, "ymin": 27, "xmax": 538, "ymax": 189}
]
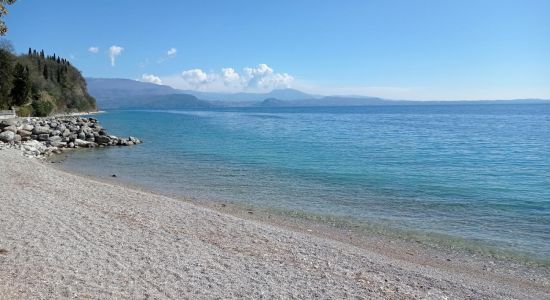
[{"xmin": 0, "ymin": 148, "xmax": 549, "ymax": 299}]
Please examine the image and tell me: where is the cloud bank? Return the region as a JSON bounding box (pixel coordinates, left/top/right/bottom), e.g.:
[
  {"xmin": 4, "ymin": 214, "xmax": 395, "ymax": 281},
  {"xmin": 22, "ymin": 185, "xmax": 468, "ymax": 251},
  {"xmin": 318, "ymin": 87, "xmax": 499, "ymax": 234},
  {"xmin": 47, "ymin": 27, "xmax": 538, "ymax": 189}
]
[
  {"xmin": 162, "ymin": 64, "xmax": 293, "ymax": 92},
  {"xmin": 108, "ymin": 45, "xmax": 124, "ymax": 66}
]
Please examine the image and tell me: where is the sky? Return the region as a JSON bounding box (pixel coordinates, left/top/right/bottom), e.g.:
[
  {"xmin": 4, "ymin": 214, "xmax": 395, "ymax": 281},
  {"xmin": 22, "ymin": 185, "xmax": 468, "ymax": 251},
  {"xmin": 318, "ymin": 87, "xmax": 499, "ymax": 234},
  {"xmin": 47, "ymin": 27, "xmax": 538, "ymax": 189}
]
[{"xmin": 4, "ymin": 0, "xmax": 550, "ymax": 100}]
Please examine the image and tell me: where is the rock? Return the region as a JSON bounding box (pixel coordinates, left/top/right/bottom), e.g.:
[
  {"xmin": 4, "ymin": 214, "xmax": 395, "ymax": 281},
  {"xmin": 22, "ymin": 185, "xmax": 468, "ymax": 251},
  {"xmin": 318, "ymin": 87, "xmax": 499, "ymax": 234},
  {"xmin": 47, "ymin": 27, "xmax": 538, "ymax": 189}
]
[
  {"xmin": 68, "ymin": 142, "xmax": 75, "ymax": 148},
  {"xmin": 78, "ymin": 132, "xmax": 86, "ymax": 139},
  {"xmin": 62, "ymin": 129, "xmax": 71, "ymax": 137},
  {"xmin": 14, "ymin": 134, "xmax": 21, "ymax": 142},
  {"xmin": 50, "ymin": 141, "xmax": 67, "ymax": 148},
  {"xmin": 2, "ymin": 125, "xmax": 17, "ymax": 133},
  {"xmin": 51, "ymin": 130, "xmax": 62, "ymax": 136},
  {"xmin": 38, "ymin": 134, "xmax": 50, "ymax": 141},
  {"xmin": 48, "ymin": 136, "xmax": 62, "ymax": 143},
  {"xmin": 74, "ymin": 139, "xmax": 90, "ymax": 147},
  {"xmin": 17, "ymin": 129, "xmax": 32, "ymax": 137},
  {"xmin": 33, "ymin": 126, "xmax": 51, "ymax": 135},
  {"xmin": 50, "ymin": 122, "xmax": 58, "ymax": 128},
  {"xmin": 0, "ymin": 131, "xmax": 15, "ymax": 142},
  {"xmin": 0, "ymin": 119, "xmax": 17, "ymax": 128},
  {"xmin": 22, "ymin": 124, "xmax": 34, "ymax": 131},
  {"xmin": 96, "ymin": 135, "xmax": 111, "ymax": 145}
]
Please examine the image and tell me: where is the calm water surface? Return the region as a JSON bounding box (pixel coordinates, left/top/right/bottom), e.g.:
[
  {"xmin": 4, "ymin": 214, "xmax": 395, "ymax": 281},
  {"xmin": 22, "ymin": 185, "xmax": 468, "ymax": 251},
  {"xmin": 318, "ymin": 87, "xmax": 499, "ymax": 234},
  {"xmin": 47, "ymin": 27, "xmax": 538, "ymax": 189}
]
[{"xmin": 59, "ymin": 104, "xmax": 550, "ymax": 261}]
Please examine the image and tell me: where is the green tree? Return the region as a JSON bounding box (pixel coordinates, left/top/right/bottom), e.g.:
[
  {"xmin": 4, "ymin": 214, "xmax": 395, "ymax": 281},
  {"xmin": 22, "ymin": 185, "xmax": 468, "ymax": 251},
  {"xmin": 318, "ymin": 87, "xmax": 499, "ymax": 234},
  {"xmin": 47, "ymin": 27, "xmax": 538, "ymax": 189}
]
[
  {"xmin": 10, "ymin": 63, "xmax": 31, "ymax": 106},
  {"xmin": 0, "ymin": 0, "xmax": 16, "ymax": 36},
  {"xmin": 43, "ymin": 64, "xmax": 48, "ymax": 79},
  {"xmin": 0, "ymin": 46, "xmax": 14, "ymax": 108}
]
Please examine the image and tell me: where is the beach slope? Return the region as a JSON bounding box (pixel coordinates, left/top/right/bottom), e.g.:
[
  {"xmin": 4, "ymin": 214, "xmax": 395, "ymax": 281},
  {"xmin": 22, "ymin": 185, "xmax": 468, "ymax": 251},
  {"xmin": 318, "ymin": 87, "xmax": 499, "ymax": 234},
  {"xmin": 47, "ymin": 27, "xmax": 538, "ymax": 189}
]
[{"xmin": 0, "ymin": 149, "xmax": 548, "ymax": 299}]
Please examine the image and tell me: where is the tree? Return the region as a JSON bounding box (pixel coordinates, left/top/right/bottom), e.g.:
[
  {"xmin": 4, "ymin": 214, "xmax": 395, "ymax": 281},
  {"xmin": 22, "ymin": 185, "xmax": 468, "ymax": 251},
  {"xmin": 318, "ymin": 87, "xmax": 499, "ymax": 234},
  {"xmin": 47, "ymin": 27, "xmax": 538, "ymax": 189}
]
[
  {"xmin": 0, "ymin": 0, "xmax": 17, "ymax": 36},
  {"xmin": 10, "ymin": 63, "xmax": 31, "ymax": 106},
  {"xmin": 0, "ymin": 46, "xmax": 14, "ymax": 108},
  {"xmin": 43, "ymin": 64, "xmax": 48, "ymax": 79}
]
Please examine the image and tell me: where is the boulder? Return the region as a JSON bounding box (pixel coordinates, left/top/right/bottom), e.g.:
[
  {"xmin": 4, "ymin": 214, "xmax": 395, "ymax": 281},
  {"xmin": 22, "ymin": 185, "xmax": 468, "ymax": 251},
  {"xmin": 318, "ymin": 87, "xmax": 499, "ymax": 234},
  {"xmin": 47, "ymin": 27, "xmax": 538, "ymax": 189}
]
[
  {"xmin": 0, "ymin": 131, "xmax": 15, "ymax": 142},
  {"xmin": 62, "ymin": 129, "xmax": 71, "ymax": 137},
  {"xmin": 38, "ymin": 134, "xmax": 50, "ymax": 141},
  {"xmin": 74, "ymin": 139, "xmax": 90, "ymax": 147},
  {"xmin": 3, "ymin": 125, "xmax": 18, "ymax": 133},
  {"xmin": 51, "ymin": 130, "xmax": 62, "ymax": 136},
  {"xmin": 0, "ymin": 119, "xmax": 17, "ymax": 128},
  {"xmin": 17, "ymin": 129, "xmax": 32, "ymax": 137},
  {"xmin": 33, "ymin": 126, "xmax": 51, "ymax": 135},
  {"xmin": 21, "ymin": 124, "xmax": 34, "ymax": 131},
  {"xmin": 96, "ymin": 135, "xmax": 111, "ymax": 145}
]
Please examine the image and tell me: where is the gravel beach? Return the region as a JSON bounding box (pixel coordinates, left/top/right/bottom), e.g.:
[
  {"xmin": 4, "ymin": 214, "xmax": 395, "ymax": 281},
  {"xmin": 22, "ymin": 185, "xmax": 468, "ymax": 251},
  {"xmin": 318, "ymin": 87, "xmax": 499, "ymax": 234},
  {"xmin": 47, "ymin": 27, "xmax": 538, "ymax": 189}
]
[{"xmin": 1, "ymin": 149, "xmax": 549, "ymax": 299}]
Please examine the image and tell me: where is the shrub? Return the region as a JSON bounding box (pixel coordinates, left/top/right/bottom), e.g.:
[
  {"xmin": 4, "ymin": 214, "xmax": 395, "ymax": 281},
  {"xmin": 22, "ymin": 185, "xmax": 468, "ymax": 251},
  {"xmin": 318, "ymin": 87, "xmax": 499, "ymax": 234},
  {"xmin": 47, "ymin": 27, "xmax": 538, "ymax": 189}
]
[{"xmin": 16, "ymin": 105, "xmax": 32, "ymax": 117}]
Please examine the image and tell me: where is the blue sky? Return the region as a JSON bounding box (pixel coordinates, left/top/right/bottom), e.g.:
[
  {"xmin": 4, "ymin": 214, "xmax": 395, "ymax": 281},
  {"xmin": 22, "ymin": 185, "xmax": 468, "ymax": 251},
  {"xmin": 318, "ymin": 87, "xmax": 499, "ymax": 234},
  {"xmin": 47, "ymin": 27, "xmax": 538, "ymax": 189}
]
[{"xmin": 4, "ymin": 0, "xmax": 550, "ymax": 99}]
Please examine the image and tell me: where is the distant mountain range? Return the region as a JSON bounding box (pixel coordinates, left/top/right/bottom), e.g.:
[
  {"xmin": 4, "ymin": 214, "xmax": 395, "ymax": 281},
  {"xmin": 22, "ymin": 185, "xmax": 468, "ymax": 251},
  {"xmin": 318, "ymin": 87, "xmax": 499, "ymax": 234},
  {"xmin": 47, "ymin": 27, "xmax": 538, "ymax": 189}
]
[{"xmin": 86, "ymin": 78, "xmax": 550, "ymax": 110}]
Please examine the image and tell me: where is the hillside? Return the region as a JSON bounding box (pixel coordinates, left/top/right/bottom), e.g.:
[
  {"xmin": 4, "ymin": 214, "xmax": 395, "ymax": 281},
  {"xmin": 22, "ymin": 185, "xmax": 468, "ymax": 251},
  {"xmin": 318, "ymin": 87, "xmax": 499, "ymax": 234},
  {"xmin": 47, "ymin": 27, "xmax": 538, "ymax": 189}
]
[{"xmin": 0, "ymin": 46, "xmax": 96, "ymax": 116}]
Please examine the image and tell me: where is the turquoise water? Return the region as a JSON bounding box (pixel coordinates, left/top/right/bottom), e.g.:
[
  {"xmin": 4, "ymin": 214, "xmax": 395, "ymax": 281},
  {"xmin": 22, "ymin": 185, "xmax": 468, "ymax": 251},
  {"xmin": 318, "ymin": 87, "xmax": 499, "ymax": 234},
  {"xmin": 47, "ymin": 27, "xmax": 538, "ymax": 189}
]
[{"xmin": 59, "ymin": 105, "xmax": 550, "ymax": 261}]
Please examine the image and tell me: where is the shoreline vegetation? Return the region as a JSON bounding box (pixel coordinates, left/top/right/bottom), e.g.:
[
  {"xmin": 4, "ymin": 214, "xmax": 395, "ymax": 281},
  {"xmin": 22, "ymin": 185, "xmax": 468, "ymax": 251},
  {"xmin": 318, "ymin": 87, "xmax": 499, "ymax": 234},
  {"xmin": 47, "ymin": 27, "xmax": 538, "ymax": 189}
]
[
  {"xmin": 0, "ymin": 148, "xmax": 549, "ymax": 298},
  {"xmin": 0, "ymin": 45, "xmax": 97, "ymax": 117}
]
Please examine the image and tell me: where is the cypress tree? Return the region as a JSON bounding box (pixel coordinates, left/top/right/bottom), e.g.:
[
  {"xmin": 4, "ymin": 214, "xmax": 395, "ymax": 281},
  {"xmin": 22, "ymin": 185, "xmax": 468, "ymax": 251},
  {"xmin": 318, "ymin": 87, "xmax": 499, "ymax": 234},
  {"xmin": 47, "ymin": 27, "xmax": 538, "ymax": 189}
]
[
  {"xmin": 28, "ymin": 47, "xmax": 32, "ymax": 56},
  {"xmin": 10, "ymin": 63, "xmax": 32, "ymax": 106},
  {"xmin": 40, "ymin": 50, "xmax": 44, "ymax": 58},
  {"xmin": 43, "ymin": 64, "xmax": 48, "ymax": 79}
]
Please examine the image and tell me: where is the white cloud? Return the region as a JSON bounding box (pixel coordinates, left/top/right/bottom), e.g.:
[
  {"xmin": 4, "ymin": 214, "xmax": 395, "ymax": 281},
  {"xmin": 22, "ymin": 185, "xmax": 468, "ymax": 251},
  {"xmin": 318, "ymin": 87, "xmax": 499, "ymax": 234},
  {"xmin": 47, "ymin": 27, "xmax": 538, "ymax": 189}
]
[
  {"xmin": 167, "ymin": 48, "xmax": 177, "ymax": 56},
  {"xmin": 141, "ymin": 74, "xmax": 162, "ymax": 85},
  {"xmin": 108, "ymin": 45, "xmax": 124, "ymax": 66},
  {"xmin": 161, "ymin": 64, "xmax": 294, "ymax": 92},
  {"xmin": 88, "ymin": 46, "xmax": 99, "ymax": 54},
  {"xmin": 180, "ymin": 69, "xmax": 209, "ymax": 87},
  {"xmin": 158, "ymin": 47, "xmax": 177, "ymax": 63}
]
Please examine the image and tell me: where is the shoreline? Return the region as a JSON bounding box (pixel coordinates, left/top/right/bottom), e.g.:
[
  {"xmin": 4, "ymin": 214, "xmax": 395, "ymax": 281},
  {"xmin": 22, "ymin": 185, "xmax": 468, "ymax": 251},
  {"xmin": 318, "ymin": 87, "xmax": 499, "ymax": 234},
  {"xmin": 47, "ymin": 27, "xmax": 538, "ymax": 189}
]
[
  {"xmin": 49, "ymin": 151, "xmax": 550, "ymax": 267},
  {"xmin": 1, "ymin": 149, "xmax": 549, "ymax": 298}
]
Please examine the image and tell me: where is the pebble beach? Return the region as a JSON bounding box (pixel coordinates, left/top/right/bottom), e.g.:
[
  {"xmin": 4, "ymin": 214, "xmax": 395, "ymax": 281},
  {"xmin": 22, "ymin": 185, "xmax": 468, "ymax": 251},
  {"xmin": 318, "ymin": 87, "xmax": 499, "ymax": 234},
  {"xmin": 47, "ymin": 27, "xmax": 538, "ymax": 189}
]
[{"xmin": 0, "ymin": 148, "xmax": 549, "ymax": 299}]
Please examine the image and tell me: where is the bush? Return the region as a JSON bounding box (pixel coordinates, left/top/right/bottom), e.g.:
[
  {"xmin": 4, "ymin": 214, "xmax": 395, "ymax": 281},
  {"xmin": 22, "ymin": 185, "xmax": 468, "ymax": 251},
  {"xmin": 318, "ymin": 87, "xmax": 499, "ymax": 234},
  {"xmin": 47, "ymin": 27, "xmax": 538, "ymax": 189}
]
[
  {"xmin": 32, "ymin": 100, "xmax": 54, "ymax": 117},
  {"xmin": 16, "ymin": 105, "xmax": 33, "ymax": 117}
]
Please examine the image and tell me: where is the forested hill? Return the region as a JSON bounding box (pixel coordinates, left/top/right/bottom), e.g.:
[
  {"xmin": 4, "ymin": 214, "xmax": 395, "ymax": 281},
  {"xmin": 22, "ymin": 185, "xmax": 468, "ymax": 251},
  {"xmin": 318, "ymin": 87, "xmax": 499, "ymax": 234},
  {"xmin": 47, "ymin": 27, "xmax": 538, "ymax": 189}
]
[{"xmin": 0, "ymin": 46, "xmax": 97, "ymax": 116}]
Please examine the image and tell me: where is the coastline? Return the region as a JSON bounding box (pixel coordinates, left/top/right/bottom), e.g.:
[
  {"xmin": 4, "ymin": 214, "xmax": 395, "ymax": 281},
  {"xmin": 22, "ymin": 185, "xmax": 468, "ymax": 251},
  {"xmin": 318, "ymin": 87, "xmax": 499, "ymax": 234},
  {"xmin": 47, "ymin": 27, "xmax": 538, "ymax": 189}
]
[{"xmin": 1, "ymin": 149, "xmax": 549, "ymax": 299}]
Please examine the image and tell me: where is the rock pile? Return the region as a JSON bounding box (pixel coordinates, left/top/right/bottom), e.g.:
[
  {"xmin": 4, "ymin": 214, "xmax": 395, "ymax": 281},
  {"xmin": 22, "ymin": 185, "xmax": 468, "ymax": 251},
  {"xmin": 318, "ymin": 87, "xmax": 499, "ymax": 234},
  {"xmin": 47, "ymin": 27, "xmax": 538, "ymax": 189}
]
[{"xmin": 0, "ymin": 116, "xmax": 141, "ymax": 158}]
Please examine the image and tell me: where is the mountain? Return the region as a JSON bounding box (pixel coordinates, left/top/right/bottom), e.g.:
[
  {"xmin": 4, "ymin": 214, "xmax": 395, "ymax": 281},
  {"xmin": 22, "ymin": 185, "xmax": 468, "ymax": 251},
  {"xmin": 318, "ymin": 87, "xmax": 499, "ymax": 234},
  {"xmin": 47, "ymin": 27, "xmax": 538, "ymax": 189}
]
[
  {"xmin": 97, "ymin": 94, "xmax": 212, "ymax": 109},
  {"xmin": 1, "ymin": 47, "xmax": 96, "ymax": 116},
  {"xmin": 258, "ymin": 97, "xmax": 550, "ymax": 107},
  {"xmin": 181, "ymin": 88, "xmax": 319, "ymax": 102},
  {"xmin": 86, "ymin": 78, "xmax": 319, "ymax": 102},
  {"xmin": 258, "ymin": 96, "xmax": 393, "ymax": 107},
  {"xmin": 86, "ymin": 78, "xmax": 181, "ymax": 108},
  {"xmin": 86, "ymin": 78, "xmax": 550, "ymax": 110}
]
